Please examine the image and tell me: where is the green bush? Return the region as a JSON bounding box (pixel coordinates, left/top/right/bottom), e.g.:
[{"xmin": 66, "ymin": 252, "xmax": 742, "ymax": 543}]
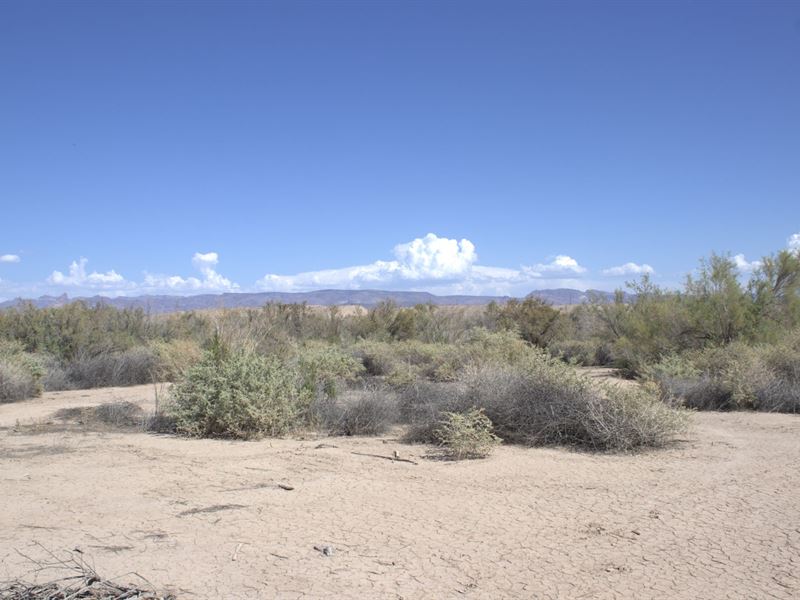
[
  {"xmin": 487, "ymin": 297, "xmax": 563, "ymax": 347},
  {"xmin": 434, "ymin": 408, "xmax": 501, "ymax": 459},
  {"xmin": 168, "ymin": 350, "xmax": 313, "ymax": 439},
  {"xmin": 548, "ymin": 339, "xmax": 609, "ymax": 366},
  {"xmin": 293, "ymin": 341, "xmax": 364, "ymax": 398},
  {"xmin": 149, "ymin": 339, "xmax": 204, "ymax": 381},
  {"xmin": 353, "ymin": 330, "xmax": 533, "ymax": 387},
  {"xmin": 0, "ymin": 302, "xmax": 151, "ymax": 360},
  {"xmin": 643, "ymin": 338, "xmax": 800, "ymax": 413}
]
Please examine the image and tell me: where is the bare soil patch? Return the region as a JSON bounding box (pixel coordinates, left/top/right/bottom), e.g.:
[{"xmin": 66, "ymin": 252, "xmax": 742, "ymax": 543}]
[{"xmin": 1, "ymin": 385, "xmax": 798, "ymax": 598}]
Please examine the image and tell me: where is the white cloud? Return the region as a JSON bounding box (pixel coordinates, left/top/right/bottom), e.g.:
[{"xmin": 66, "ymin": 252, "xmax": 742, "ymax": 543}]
[
  {"xmin": 6, "ymin": 238, "xmax": 594, "ymax": 299},
  {"xmin": 732, "ymin": 254, "xmax": 761, "ymax": 272},
  {"xmin": 531, "ymin": 255, "xmax": 587, "ymax": 274},
  {"xmin": 38, "ymin": 252, "xmax": 237, "ymax": 296},
  {"xmin": 602, "ymin": 262, "xmax": 654, "ymax": 276},
  {"xmin": 257, "ymin": 234, "xmax": 588, "ymax": 295},
  {"xmin": 48, "ymin": 258, "xmax": 127, "ymax": 288},
  {"xmin": 0, "ymin": 254, "xmax": 20, "ymax": 263},
  {"xmin": 393, "ymin": 234, "xmax": 477, "ymax": 279},
  {"xmin": 144, "ymin": 251, "xmax": 238, "ymax": 292},
  {"xmin": 788, "ymin": 233, "xmax": 800, "ymax": 252}
]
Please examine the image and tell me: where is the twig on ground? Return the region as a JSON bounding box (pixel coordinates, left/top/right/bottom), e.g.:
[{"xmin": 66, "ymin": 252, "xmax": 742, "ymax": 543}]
[{"xmin": 350, "ymin": 451, "xmax": 418, "ymax": 465}]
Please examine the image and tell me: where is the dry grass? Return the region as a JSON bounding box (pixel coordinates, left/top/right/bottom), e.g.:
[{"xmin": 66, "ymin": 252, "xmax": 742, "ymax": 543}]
[{"xmin": 0, "ymin": 546, "xmax": 174, "ymax": 599}]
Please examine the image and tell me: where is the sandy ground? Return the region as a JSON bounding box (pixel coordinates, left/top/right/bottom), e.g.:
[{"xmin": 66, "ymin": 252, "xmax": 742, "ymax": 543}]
[{"xmin": 1, "ymin": 384, "xmax": 799, "ymax": 599}]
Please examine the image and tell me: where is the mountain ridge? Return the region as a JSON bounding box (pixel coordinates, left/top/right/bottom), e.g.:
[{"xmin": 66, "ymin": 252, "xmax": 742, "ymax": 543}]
[{"xmin": 0, "ymin": 288, "xmax": 619, "ymax": 313}]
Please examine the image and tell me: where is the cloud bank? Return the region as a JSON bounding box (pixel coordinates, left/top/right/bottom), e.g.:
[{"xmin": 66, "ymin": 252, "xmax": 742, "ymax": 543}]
[
  {"xmin": 48, "ymin": 258, "xmax": 127, "ymax": 288},
  {"xmin": 257, "ymin": 233, "xmax": 589, "ymax": 295},
  {"xmin": 0, "ymin": 232, "xmax": 690, "ymax": 299},
  {"xmin": 602, "ymin": 262, "xmax": 654, "ymax": 276},
  {"xmin": 144, "ymin": 252, "xmax": 238, "ymax": 292}
]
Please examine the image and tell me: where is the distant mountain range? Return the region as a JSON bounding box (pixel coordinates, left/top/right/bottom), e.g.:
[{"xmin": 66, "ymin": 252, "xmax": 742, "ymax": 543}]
[{"xmin": 0, "ymin": 288, "xmax": 620, "ymax": 313}]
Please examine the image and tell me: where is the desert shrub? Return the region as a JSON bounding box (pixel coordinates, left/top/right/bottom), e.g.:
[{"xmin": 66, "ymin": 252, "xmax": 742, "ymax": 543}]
[
  {"xmin": 753, "ymin": 335, "xmax": 800, "ymax": 412},
  {"xmin": 548, "ymin": 339, "xmax": 608, "ymax": 366},
  {"xmin": 0, "ymin": 359, "xmax": 39, "ymax": 403},
  {"xmin": 581, "ymin": 383, "xmax": 690, "ymax": 450},
  {"xmin": 353, "ymin": 340, "xmax": 398, "ymax": 376},
  {"xmin": 399, "ymin": 380, "xmax": 473, "ymax": 442},
  {"xmin": 167, "ymin": 350, "xmax": 313, "ymax": 439},
  {"xmin": 352, "ymin": 339, "xmax": 455, "ymax": 384},
  {"xmin": 459, "ymin": 359, "xmax": 593, "ymax": 446},
  {"xmin": 469, "ymin": 358, "xmax": 688, "ymax": 450},
  {"xmin": 353, "ymin": 330, "xmax": 533, "ymax": 387},
  {"xmin": 38, "ymin": 353, "xmax": 73, "ymax": 391},
  {"xmin": 752, "ymin": 377, "xmax": 800, "ymax": 412},
  {"xmin": 642, "ymin": 354, "xmax": 732, "ymax": 409},
  {"xmin": 401, "ymin": 350, "xmax": 687, "ymax": 451},
  {"xmin": 0, "ymin": 302, "xmax": 151, "ymax": 360},
  {"xmin": 434, "ymin": 408, "xmax": 501, "ymax": 459},
  {"xmin": 149, "ymin": 339, "xmax": 204, "ymax": 381},
  {"xmin": 487, "ymin": 297, "xmax": 563, "ymax": 347},
  {"xmin": 642, "ymin": 338, "xmax": 800, "ymax": 413},
  {"xmin": 293, "ymin": 341, "xmax": 364, "ymax": 398},
  {"xmin": 666, "ymin": 375, "xmax": 734, "ymax": 410},
  {"xmin": 312, "ymin": 386, "xmax": 398, "ymax": 436},
  {"xmin": 760, "ymin": 331, "xmax": 800, "ymax": 383},
  {"xmin": 63, "ymin": 346, "xmax": 159, "ymax": 388},
  {"xmin": 0, "ymin": 341, "xmax": 44, "ymax": 402},
  {"xmin": 461, "ymin": 328, "xmax": 532, "ymax": 365},
  {"xmin": 54, "ymin": 401, "xmax": 145, "ymax": 428},
  {"xmin": 94, "ymin": 401, "xmax": 145, "ymax": 427}
]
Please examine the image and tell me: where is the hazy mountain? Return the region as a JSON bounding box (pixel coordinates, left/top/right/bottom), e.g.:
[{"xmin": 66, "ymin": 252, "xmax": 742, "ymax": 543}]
[{"xmin": 0, "ymin": 288, "xmax": 621, "ymax": 313}]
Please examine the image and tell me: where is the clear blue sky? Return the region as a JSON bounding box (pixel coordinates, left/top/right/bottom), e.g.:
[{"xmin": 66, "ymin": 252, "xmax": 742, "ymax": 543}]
[{"xmin": 1, "ymin": 0, "xmax": 798, "ymax": 299}]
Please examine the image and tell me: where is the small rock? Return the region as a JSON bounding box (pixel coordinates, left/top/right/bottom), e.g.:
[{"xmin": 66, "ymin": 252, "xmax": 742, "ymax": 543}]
[{"xmin": 314, "ymin": 544, "xmax": 335, "ymax": 556}]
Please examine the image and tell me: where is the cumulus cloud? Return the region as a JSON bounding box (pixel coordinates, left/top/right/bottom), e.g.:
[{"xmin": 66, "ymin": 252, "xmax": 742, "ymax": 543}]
[
  {"xmin": 143, "ymin": 251, "xmax": 238, "ymax": 292},
  {"xmin": 38, "ymin": 252, "xmax": 238, "ymax": 296},
  {"xmin": 258, "ymin": 233, "xmax": 588, "ymax": 295},
  {"xmin": 732, "ymin": 254, "xmax": 761, "ymax": 272},
  {"xmin": 789, "ymin": 233, "xmax": 800, "ymax": 252},
  {"xmin": 531, "ymin": 255, "xmax": 586, "ymax": 274},
  {"xmin": 1, "ymin": 254, "xmax": 20, "ymax": 263},
  {"xmin": 258, "ymin": 234, "xmax": 481, "ymax": 292},
  {"xmin": 602, "ymin": 262, "xmax": 654, "ymax": 276},
  {"xmin": 48, "ymin": 258, "xmax": 127, "ymax": 287},
  {"xmin": 393, "ymin": 234, "xmax": 477, "ymax": 279}
]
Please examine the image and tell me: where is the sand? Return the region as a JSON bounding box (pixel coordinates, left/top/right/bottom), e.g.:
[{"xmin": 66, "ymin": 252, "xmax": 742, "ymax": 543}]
[{"xmin": 1, "ymin": 384, "xmax": 798, "ymax": 599}]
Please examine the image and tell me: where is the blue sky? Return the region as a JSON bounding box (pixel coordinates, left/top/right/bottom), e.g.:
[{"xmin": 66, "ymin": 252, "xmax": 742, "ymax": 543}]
[{"xmin": 1, "ymin": 0, "xmax": 798, "ymax": 300}]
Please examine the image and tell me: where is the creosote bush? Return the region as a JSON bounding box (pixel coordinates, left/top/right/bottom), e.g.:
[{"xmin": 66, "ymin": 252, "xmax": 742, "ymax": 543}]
[
  {"xmin": 434, "ymin": 408, "xmax": 501, "ymax": 459},
  {"xmin": 645, "ymin": 340, "xmax": 800, "ymax": 413},
  {"xmin": 312, "ymin": 387, "xmax": 398, "ymax": 436},
  {"xmin": 168, "ymin": 349, "xmax": 313, "ymax": 439},
  {"xmin": 402, "ymin": 350, "xmax": 687, "ymax": 451},
  {"xmin": 63, "ymin": 346, "xmax": 160, "ymax": 389},
  {"xmin": 0, "ymin": 341, "xmax": 43, "ymax": 403},
  {"xmin": 353, "ymin": 329, "xmax": 533, "ymax": 387},
  {"xmin": 293, "ymin": 341, "xmax": 365, "ymax": 398},
  {"xmin": 0, "ymin": 359, "xmax": 40, "ymax": 403}
]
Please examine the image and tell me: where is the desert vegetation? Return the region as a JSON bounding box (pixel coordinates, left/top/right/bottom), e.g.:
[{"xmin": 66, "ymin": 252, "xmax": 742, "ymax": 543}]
[{"xmin": 2, "ymin": 246, "xmax": 798, "ymax": 451}]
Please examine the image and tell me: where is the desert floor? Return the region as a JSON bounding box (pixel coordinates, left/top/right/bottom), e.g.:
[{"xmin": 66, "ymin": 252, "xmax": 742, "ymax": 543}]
[{"xmin": 1, "ymin": 382, "xmax": 798, "ymax": 599}]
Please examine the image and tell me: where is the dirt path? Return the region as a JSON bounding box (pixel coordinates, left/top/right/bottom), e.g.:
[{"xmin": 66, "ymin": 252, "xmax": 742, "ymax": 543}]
[{"xmin": 1, "ymin": 386, "xmax": 798, "ymax": 599}]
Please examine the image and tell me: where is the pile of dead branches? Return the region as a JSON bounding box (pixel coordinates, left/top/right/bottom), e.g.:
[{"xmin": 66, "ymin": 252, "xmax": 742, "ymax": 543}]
[{"xmin": 1, "ymin": 548, "xmax": 174, "ymax": 600}]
